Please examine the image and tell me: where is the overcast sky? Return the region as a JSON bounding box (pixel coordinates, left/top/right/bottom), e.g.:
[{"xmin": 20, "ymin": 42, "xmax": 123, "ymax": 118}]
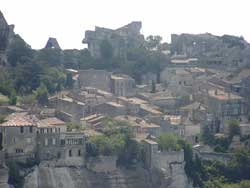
[{"xmin": 1, "ymin": 0, "xmax": 250, "ymax": 49}]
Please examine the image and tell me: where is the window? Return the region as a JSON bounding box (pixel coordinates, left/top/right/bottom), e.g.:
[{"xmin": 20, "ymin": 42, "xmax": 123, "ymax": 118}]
[
  {"xmin": 61, "ymin": 139, "xmax": 65, "ymax": 145},
  {"xmin": 78, "ymin": 150, "xmax": 81, "ymax": 156},
  {"xmin": 20, "ymin": 127, "xmax": 24, "ymax": 133},
  {"xmin": 29, "ymin": 126, "xmax": 33, "ymax": 133},
  {"xmin": 45, "ymin": 138, "xmax": 48, "ymax": 146},
  {"xmin": 69, "ymin": 150, "xmax": 72, "ymax": 157},
  {"xmin": 52, "ymin": 138, "xmax": 56, "ymax": 145},
  {"xmin": 16, "ymin": 149, "xmax": 23, "ymax": 153},
  {"xmin": 13, "ymin": 137, "xmax": 16, "ymax": 144}
]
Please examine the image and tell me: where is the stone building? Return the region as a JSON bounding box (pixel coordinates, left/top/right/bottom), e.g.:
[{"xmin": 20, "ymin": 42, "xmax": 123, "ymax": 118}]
[
  {"xmin": 115, "ymin": 115, "xmax": 160, "ymax": 137},
  {"xmin": 142, "ymin": 139, "xmax": 191, "ymax": 188},
  {"xmin": 0, "ymin": 113, "xmax": 38, "ymax": 161},
  {"xmin": 111, "ymin": 74, "xmax": 136, "ymax": 97},
  {"xmin": 78, "ymin": 69, "xmax": 112, "ymax": 92},
  {"xmin": 59, "ymin": 132, "xmax": 85, "ymax": 164},
  {"xmin": 51, "ymin": 96, "xmax": 87, "ymax": 123},
  {"xmin": 94, "ymin": 102, "xmax": 126, "ymax": 117},
  {"xmin": 83, "ymin": 21, "xmax": 144, "ymax": 59},
  {"xmin": 160, "ymin": 67, "xmax": 194, "ymax": 95},
  {"xmin": 207, "ymin": 89, "xmax": 244, "ymax": 132},
  {"xmin": 37, "ymin": 117, "xmax": 67, "ymax": 160}
]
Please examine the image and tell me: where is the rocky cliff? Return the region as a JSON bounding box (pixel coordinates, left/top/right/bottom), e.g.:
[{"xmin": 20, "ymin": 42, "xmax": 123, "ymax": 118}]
[{"xmin": 24, "ymin": 161, "xmax": 193, "ymax": 188}]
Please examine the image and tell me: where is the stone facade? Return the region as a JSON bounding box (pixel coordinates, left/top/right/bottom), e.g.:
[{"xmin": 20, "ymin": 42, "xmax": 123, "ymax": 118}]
[
  {"xmin": 0, "ymin": 113, "xmax": 38, "ymax": 161},
  {"xmin": 207, "ymin": 89, "xmax": 244, "ymax": 132},
  {"xmin": 78, "ymin": 69, "xmax": 112, "ymax": 92},
  {"xmin": 111, "ymin": 74, "xmax": 136, "ymax": 97},
  {"xmin": 83, "ymin": 21, "xmax": 144, "ymax": 59}
]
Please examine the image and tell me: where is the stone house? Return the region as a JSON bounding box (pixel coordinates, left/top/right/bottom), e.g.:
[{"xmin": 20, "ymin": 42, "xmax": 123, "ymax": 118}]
[
  {"xmin": 94, "ymin": 102, "xmax": 126, "ymax": 117},
  {"xmin": 0, "ymin": 113, "xmax": 38, "ymax": 161},
  {"xmin": 115, "ymin": 115, "xmax": 160, "ymax": 137},
  {"xmin": 78, "ymin": 69, "xmax": 112, "ymax": 92},
  {"xmin": 207, "ymin": 89, "xmax": 244, "ymax": 132},
  {"xmin": 59, "ymin": 132, "xmax": 85, "ymax": 164},
  {"xmin": 180, "ymin": 101, "xmax": 207, "ymax": 122},
  {"xmin": 51, "ymin": 96, "xmax": 87, "ymax": 123},
  {"xmin": 116, "ymin": 97, "xmax": 140, "ymax": 115},
  {"xmin": 37, "ymin": 117, "xmax": 67, "ymax": 160},
  {"xmin": 111, "ymin": 74, "xmax": 136, "ymax": 97}
]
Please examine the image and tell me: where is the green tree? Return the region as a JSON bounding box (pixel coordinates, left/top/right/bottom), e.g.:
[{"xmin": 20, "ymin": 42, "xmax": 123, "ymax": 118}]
[
  {"xmin": 35, "ymin": 48, "xmax": 62, "ymax": 67},
  {"xmin": 157, "ymin": 133, "xmax": 181, "ymax": 151},
  {"xmin": 145, "ymin": 35, "xmax": 163, "ymax": 51},
  {"xmin": 33, "ymin": 83, "xmax": 48, "ymax": 106},
  {"xmin": 227, "ymin": 120, "xmax": 240, "ymax": 139},
  {"xmin": 65, "ymin": 73, "xmax": 74, "ymax": 89},
  {"xmin": 100, "ymin": 39, "xmax": 113, "ymax": 59},
  {"xmin": 7, "ymin": 35, "xmax": 33, "ymax": 66},
  {"xmin": 151, "ymin": 80, "xmax": 156, "ymax": 93},
  {"xmin": 9, "ymin": 90, "xmax": 17, "ymax": 105}
]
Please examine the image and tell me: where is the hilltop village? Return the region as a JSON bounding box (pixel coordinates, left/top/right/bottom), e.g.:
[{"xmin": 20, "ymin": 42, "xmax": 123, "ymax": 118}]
[{"xmin": 0, "ymin": 11, "xmax": 250, "ymax": 188}]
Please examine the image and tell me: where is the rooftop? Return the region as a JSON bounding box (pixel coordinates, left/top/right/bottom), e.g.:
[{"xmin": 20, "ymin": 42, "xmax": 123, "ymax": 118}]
[
  {"xmin": 143, "ymin": 139, "xmax": 158, "ymax": 145},
  {"xmin": 0, "ymin": 113, "xmax": 39, "ymax": 127},
  {"xmin": 40, "ymin": 117, "xmax": 65, "ymax": 126},
  {"xmin": 115, "ymin": 115, "xmax": 160, "ymax": 129},
  {"xmin": 180, "ymin": 102, "xmax": 206, "ymax": 111},
  {"xmin": 208, "ymin": 89, "xmax": 242, "ymax": 100},
  {"xmin": 106, "ymin": 102, "xmax": 124, "ymax": 108},
  {"xmin": 140, "ymin": 104, "xmax": 163, "ymax": 115},
  {"xmin": 164, "ymin": 115, "xmax": 182, "ymax": 125}
]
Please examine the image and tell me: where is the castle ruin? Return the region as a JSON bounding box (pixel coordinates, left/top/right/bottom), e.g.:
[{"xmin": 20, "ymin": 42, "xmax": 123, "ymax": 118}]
[{"xmin": 83, "ymin": 21, "xmax": 144, "ymax": 59}]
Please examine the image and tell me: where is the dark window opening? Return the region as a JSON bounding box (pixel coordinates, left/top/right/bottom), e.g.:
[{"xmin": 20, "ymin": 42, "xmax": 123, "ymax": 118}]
[
  {"xmin": 20, "ymin": 127, "xmax": 24, "ymax": 133},
  {"xmin": 78, "ymin": 150, "xmax": 81, "ymax": 156},
  {"xmin": 29, "ymin": 126, "xmax": 33, "ymax": 133},
  {"xmin": 69, "ymin": 150, "xmax": 72, "ymax": 157}
]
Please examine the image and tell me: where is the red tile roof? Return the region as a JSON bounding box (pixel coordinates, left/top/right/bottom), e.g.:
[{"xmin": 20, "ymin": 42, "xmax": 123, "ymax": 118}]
[
  {"xmin": 40, "ymin": 117, "xmax": 65, "ymax": 126},
  {"xmin": 0, "ymin": 113, "xmax": 38, "ymax": 127}
]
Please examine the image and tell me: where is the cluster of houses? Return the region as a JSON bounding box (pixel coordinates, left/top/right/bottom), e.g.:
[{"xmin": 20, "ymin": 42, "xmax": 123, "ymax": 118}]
[
  {"xmin": 0, "ymin": 55, "xmax": 250, "ymax": 173},
  {"xmin": 0, "ymin": 64, "xmax": 249, "ymax": 158}
]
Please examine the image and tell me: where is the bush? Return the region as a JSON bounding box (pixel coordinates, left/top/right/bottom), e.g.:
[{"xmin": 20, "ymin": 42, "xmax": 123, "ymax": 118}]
[{"xmin": 157, "ymin": 133, "xmax": 181, "ymax": 151}]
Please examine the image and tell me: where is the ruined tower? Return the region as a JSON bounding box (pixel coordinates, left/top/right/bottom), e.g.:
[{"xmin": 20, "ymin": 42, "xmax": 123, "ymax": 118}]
[{"xmin": 83, "ymin": 21, "xmax": 144, "ymax": 60}]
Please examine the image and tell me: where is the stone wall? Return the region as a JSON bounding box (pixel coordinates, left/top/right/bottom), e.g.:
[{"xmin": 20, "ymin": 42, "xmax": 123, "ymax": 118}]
[
  {"xmin": 86, "ymin": 156, "xmax": 117, "ymax": 173},
  {"xmin": 0, "ymin": 126, "xmax": 37, "ymax": 160},
  {"xmin": 193, "ymin": 149, "xmax": 233, "ymax": 164},
  {"xmin": 78, "ymin": 69, "xmax": 112, "ymax": 92},
  {"xmin": 83, "ymin": 21, "xmax": 144, "ymax": 59}
]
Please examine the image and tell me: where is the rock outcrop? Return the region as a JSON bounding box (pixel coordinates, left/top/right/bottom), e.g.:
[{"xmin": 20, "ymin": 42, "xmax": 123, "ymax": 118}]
[
  {"xmin": 83, "ymin": 21, "xmax": 144, "ymax": 59},
  {"xmin": 45, "ymin": 37, "xmax": 61, "ymax": 50},
  {"xmin": 24, "ymin": 158, "xmax": 193, "ymax": 188},
  {"xmin": 171, "ymin": 33, "xmax": 250, "ymax": 69},
  {"xmin": 0, "ymin": 11, "xmax": 14, "ymax": 65}
]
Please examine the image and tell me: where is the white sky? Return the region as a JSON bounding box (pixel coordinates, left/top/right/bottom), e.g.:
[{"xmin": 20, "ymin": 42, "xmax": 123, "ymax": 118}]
[{"xmin": 1, "ymin": 0, "xmax": 250, "ymax": 49}]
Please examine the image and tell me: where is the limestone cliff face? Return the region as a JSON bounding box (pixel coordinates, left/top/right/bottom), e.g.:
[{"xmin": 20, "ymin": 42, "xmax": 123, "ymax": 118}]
[{"xmin": 24, "ymin": 162, "xmax": 193, "ymax": 188}]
